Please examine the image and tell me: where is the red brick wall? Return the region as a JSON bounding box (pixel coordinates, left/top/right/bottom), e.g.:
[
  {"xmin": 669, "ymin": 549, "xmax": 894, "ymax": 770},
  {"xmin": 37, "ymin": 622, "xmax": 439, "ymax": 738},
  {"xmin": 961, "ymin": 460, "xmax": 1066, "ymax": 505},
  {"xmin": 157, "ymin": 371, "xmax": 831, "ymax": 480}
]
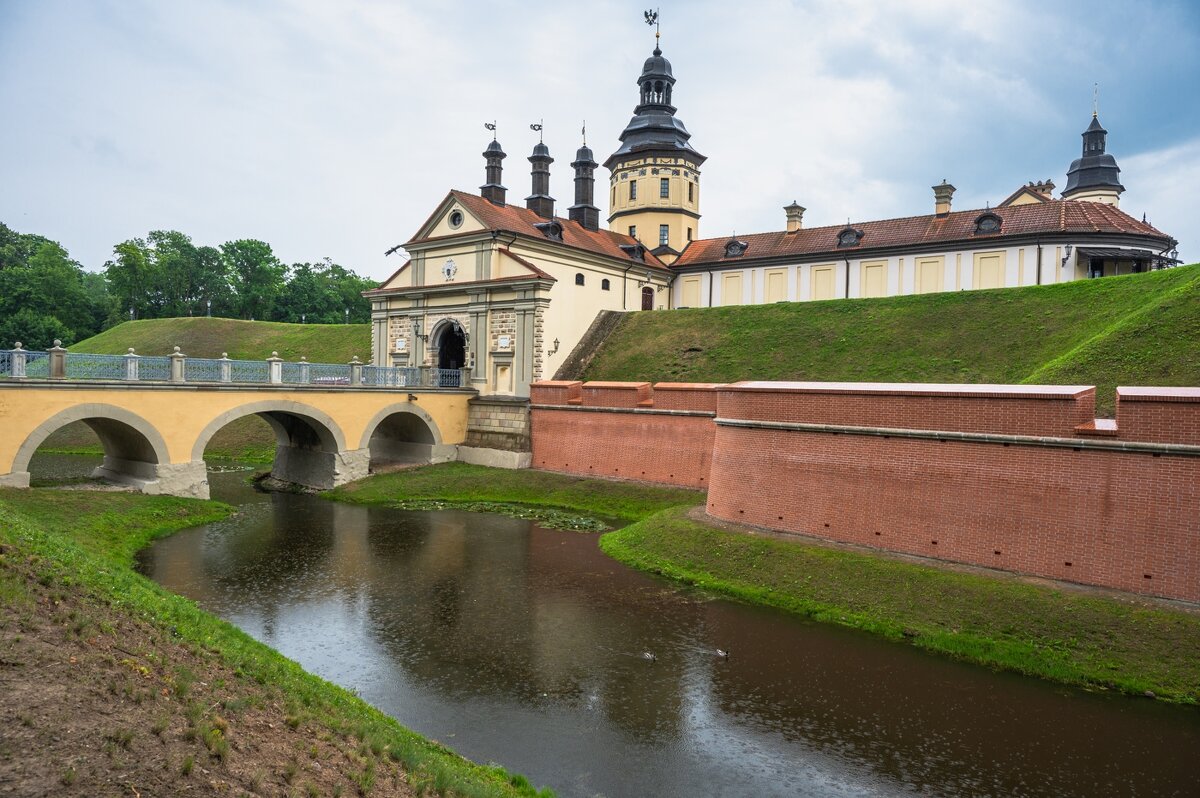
[
  {"xmin": 529, "ymin": 380, "xmax": 1200, "ymax": 602},
  {"xmin": 530, "ymin": 381, "xmax": 717, "ymax": 489},
  {"xmin": 1116, "ymin": 387, "xmax": 1200, "ymax": 444}
]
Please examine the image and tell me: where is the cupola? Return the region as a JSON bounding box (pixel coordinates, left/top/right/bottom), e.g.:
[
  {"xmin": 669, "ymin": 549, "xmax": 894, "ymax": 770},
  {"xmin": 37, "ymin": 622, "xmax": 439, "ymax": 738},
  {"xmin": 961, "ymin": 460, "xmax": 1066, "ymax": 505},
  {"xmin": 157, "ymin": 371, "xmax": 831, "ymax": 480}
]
[{"xmin": 1062, "ymin": 113, "xmax": 1124, "ymax": 206}]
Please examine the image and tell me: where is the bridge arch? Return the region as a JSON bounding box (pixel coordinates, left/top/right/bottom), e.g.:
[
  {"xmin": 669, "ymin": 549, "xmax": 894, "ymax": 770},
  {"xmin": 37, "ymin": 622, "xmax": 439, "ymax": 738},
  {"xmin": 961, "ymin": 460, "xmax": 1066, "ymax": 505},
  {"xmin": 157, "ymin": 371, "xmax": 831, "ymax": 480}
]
[
  {"xmin": 193, "ymin": 400, "xmax": 364, "ymax": 491},
  {"xmin": 13, "ymin": 403, "xmax": 170, "ymax": 489},
  {"xmin": 359, "ymin": 402, "xmax": 453, "ymax": 469}
]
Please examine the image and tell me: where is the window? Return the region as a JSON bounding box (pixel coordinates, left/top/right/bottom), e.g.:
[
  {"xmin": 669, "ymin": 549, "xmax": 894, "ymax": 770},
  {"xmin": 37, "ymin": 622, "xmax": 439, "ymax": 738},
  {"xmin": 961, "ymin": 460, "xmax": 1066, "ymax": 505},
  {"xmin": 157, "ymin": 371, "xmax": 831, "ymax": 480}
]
[
  {"xmin": 974, "ymin": 212, "xmax": 1002, "ymax": 235},
  {"xmin": 660, "ymin": 178, "xmax": 670, "ymax": 198},
  {"xmin": 837, "ymin": 228, "xmax": 863, "ymax": 248},
  {"xmin": 629, "ymin": 180, "xmax": 638, "ymax": 200},
  {"xmin": 601, "ymin": 278, "xmax": 611, "ymax": 291},
  {"xmin": 575, "ymin": 273, "xmax": 585, "ymax": 286},
  {"xmin": 724, "ymin": 238, "xmax": 748, "ymax": 258},
  {"xmin": 659, "ymin": 224, "xmax": 670, "ymax": 247},
  {"xmin": 628, "ymin": 225, "xmax": 637, "ymax": 239},
  {"xmin": 448, "ymin": 210, "xmax": 464, "ymax": 229},
  {"xmin": 687, "ymin": 227, "xmax": 693, "ymax": 241},
  {"xmin": 688, "ymin": 182, "xmax": 694, "ymax": 203}
]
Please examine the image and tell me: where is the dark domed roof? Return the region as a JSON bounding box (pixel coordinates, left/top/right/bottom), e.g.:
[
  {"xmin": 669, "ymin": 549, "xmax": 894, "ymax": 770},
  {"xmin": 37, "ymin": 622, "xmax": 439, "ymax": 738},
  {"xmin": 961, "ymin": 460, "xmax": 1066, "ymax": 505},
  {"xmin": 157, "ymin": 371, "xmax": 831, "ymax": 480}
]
[
  {"xmin": 484, "ymin": 139, "xmax": 505, "ymax": 155},
  {"xmin": 641, "ymin": 47, "xmax": 673, "ymax": 80},
  {"xmin": 530, "ymin": 141, "xmax": 551, "ymax": 159},
  {"xmin": 1063, "ymin": 114, "xmax": 1124, "ymax": 197},
  {"xmin": 574, "ymin": 144, "xmax": 595, "ymax": 163}
]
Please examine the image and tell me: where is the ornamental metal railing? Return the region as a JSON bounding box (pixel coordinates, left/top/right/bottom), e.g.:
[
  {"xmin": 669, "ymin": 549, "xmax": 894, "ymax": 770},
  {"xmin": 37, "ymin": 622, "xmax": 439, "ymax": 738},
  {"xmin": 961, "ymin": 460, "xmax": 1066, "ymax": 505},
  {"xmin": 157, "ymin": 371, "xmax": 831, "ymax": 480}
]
[{"xmin": 0, "ymin": 342, "xmax": 468, "ymax": 390}]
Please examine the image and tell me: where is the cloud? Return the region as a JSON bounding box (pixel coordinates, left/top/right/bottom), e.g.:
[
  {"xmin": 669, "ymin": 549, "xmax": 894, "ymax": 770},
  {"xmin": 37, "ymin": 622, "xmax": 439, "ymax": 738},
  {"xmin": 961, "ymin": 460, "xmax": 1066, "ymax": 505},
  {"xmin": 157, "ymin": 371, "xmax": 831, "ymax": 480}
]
[{"xmin": 1123, "ymin": 138, "xmax": 1200, "ymax": 264}]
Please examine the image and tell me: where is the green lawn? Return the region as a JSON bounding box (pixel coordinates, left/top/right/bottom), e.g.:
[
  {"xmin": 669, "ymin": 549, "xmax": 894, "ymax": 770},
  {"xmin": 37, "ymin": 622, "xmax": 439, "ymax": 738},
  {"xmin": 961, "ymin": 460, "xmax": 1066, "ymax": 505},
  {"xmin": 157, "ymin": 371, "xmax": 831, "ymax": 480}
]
[
  {"xmin": 583, "ymin": 264, "xmax": 1200, "ymax": 415},
  {"xmin": 71, "ymin": 317, "xmax": 371, "ymax": 364}
]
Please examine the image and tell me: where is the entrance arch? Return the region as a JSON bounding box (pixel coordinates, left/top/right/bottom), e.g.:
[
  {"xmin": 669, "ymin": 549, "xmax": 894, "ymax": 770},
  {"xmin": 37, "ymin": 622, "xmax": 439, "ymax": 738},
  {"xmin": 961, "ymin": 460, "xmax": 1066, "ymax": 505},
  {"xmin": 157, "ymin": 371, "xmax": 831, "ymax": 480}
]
[
  {"xmin": 641, "ymin": 285, "xmax": 654, "ymax": 310},
  {"xmin": 359, "ymin": 402, "xmax": 452, "ymax": 470},
  {"xmin": 433, "ymin": 320, "xmax": 467, "ymax": 371},
  {"xmin": 12, "ymin": 404, "xmax": 170, "ymax": 490},
  {"xmin": 193, "ymin": 400, "xmax": 361, "ymax": 491}
]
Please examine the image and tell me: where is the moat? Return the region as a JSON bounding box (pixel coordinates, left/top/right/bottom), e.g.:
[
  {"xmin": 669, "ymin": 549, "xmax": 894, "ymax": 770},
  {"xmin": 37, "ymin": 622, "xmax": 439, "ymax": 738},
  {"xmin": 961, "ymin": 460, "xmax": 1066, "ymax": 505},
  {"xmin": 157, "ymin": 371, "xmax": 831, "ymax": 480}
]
[{"xmin": 35, "ymin": 454, "xmax": 1200, "ymax": 797}]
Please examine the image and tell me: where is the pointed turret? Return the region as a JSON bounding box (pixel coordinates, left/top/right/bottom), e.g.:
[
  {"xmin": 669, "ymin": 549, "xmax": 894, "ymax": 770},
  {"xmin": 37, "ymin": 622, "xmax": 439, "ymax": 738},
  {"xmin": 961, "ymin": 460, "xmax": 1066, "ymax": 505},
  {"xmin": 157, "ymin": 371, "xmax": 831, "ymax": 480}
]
[
  {"xmin": 526, "ymin": 141, "xmax": 555, "ymax": 219},
  {"xmin": 1062, "ymin": 113, "xmax": 1124, "ymax": 206},
  {"xmin": 569, "ymin": 141, "xmax": 601, "ymax": 231},
  {"xmin": 481, "ymin": 137, "xmax": 507, "ymax": 206}
]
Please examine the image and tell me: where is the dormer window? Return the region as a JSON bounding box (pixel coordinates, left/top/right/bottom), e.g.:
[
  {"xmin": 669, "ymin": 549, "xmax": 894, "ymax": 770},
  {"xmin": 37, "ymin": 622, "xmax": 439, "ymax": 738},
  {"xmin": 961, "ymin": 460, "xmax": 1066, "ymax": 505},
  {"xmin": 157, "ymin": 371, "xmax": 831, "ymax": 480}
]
[
  {"xmin": 534, "ymin": 220, "xmax": 563, "ymax": 241},
  {"xmin": 836, "ymin": 227, "xmax": 863, "ymax": 248},
  {"xmin": 974, "ymin": 212, "xmax": 1002, "ymax": 235},
  {"xmin": 619, "ymin": 243, "xmax": 647, "ymax": 262},
  {"xmin": 724, "ymin": 238, "xmax": 748, "ymax": 258}
]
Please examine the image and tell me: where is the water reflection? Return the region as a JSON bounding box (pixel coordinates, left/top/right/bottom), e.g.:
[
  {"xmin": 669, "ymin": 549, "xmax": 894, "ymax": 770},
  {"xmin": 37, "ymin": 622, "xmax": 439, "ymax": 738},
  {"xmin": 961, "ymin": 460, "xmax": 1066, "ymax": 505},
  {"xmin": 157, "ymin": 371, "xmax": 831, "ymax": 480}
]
[{"xmin": 133, "ymin": 468, "xmax": 1200, "ymax": 798}]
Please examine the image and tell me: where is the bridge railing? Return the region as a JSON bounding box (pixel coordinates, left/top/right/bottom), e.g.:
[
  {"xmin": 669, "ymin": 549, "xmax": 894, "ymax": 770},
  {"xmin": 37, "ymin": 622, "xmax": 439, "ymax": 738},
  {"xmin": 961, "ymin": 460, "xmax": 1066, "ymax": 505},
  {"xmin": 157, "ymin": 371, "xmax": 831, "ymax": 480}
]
[{"xmin": 0, "ymin": 342, "xmax": 469, "ymax": 390}]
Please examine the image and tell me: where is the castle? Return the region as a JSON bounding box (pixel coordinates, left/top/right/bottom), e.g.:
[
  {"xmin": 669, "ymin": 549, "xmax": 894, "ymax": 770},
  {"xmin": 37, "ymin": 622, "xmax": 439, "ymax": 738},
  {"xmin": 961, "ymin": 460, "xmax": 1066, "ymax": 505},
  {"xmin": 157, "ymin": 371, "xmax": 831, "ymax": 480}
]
[{"xmin": 366, "ymin": 34, "xmax": 1178, "ymax": 398}]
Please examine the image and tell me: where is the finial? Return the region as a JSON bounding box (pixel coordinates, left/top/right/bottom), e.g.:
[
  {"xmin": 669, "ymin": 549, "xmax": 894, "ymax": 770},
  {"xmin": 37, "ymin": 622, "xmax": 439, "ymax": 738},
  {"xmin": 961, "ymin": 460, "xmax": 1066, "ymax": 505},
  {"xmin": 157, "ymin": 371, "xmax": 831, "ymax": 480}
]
[
  {"xmin": 644, "ymin": 8, "xmax": 661, "ymax": 52},
  {"xmin": 581, "ymin": 120, "xmax": 587, "ymax": 146},
  {"xmin": 530, "ymin": 120, "xmax": 543, "ymax": 143},
  {"xmin": 485, "ymin": 120, "xmax": 497, "ymax": 140},
  {"xmin": 1093, "ymin": 82, "xmax": 1098, "ymax": 118}
]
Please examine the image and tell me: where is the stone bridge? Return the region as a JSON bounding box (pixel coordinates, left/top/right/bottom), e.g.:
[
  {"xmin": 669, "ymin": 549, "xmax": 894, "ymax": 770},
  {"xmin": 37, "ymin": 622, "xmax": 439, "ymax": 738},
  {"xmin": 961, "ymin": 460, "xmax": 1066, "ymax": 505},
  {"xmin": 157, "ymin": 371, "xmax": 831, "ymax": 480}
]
[{"xmin": 0, "ymin": 349, "xmax": 473, "ymax": 498}]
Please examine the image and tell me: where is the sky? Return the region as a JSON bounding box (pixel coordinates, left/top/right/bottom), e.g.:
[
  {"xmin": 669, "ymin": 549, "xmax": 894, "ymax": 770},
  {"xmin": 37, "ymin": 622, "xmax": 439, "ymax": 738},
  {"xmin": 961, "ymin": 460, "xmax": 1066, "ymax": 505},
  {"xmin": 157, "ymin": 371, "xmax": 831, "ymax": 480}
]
[{"xmin": 2, "ymin": 0, "xmax": 1198, "ymax": 282}]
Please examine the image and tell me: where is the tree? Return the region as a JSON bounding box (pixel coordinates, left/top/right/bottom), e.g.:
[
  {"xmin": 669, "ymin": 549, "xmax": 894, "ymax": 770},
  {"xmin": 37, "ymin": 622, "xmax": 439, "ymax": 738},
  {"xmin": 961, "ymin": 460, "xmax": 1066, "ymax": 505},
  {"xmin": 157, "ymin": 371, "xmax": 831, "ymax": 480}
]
[
  {"xmin": 0, "ymin": 223, "xmax": 108, "ymax": 347},
  {"xmin": 276, "ymin": 258, "xmax": 375, "ymax": 324},
  {"xmin": 222, "ymin": 239, "xmax": 285, "ymax": 320}
]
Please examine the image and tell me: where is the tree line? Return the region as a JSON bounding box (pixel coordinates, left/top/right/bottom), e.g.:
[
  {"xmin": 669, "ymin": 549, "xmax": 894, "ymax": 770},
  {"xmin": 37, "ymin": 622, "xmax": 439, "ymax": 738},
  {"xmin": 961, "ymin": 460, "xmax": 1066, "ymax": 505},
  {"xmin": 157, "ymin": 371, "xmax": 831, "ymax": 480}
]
[{"xmin": 0, "ymin": 222, "xmax": 378, "ymax": 349}]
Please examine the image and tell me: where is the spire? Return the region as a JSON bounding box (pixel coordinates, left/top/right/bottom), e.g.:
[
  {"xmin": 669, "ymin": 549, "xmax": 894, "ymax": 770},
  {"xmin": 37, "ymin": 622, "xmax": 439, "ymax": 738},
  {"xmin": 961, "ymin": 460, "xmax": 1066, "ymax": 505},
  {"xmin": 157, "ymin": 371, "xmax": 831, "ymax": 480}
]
[
  {"xmin": 569, "ymin": 127, "xmax": 600, "ymax": 231},
  {"xmin": 604, "ymin": 39, "xmax": 704, "ymax": 171},
  {"xmin": 1063, "ymin": 105, "xmax": 1124, "ymax": 204},
  {"xmin": 526, "ymin": 124, "xmax": 555, "ymax": 219},
  {"xmin": 480, "ymin": 122, "xmax": 506, "ymax": 206}
]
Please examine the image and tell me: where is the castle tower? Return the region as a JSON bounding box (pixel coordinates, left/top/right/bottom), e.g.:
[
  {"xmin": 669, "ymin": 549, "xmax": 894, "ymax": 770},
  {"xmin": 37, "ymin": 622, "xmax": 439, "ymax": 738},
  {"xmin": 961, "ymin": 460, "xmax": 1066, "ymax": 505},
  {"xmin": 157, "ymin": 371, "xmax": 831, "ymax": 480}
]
[
  {"xmin": 480, "ymin": 137, "xmax": 507, "ymax": 206},
  {"xmin": 525, "ymin": 140, "xmax": 555, "ymax": 219},
  {"xmin": 569, "ymin": 139, "xmax": 601, "ymax": 231},
  {"xmin": 605, "ymin": 41, "xmax": 705, "ymax": 264},
  {"xmin": 1061, "ymin": 113, "xmax": 1125, "ymax": 206}
]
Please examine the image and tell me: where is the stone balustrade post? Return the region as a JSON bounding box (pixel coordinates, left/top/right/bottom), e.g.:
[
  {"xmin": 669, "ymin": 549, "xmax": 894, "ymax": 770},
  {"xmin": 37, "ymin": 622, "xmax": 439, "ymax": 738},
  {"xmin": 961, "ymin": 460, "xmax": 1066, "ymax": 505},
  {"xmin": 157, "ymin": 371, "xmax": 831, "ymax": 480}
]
[
  {"xmin": 419, "ymin": 365, "xmax": 432, "ymax": 388},
  {"xmin": 168, "ymin": 346, "xmax": 186, "ymax": 383},
  {"xmin": 123, "ymin": 348, "xmax": 140, "ymax": 381},
  {"xmin": 298, "ymin": 356, "xmax": 310, "ymax": 384},
  {"xmin": 349, "ymin": 356, "xmax": 363, "ymax": 386},
  {"xmin": 459, "ymin": 368, "xmax": 470, "ymax": 388},
  {"xmin": 48, "ymin": 339, "xmax": 67, "ymax": 379},
  {"xmin": 11, "ymin": 342, "xmax": 26, "ymax": 378},
  {"xmin": 219, "ymin": 353, "xmax": 232, "ymax": 383},
  {"xmin": 267, "ymin": 351, "xmax": 283, "ymax": 384}
]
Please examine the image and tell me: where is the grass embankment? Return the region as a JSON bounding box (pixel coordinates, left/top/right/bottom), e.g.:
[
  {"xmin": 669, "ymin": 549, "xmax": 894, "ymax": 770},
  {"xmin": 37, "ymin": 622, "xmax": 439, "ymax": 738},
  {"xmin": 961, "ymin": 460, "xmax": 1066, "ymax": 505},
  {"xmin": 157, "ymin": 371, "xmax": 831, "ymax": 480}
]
[
  {"xmin": 331, "ymin": 464, "xmax": 1200, "ymax": 705},
  {"xmin": 0, "ymin": 488, "xmax": 553, "ymax": 797},
  {"xmin": 583, "ymin": 264, "xmax": 1200, "ymax": 415},
  {"xmin": 71, "ymin": 316, "xmax": 372, "ymax": 362},
  {"xmin": 45, "ymin": 318, "xmax": 371, "ymax": 462}
]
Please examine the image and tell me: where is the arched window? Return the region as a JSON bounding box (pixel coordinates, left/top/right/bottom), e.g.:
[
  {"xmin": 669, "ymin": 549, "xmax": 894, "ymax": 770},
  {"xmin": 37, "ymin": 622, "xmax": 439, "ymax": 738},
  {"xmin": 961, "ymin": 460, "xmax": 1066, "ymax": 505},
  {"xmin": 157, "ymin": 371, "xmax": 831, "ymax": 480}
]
[
  {"xmin": 601, "ymin": 278, "xmax": 611, "ymax": 291},
  {"xmin": 575, "ymin": 273, "xmax": 585, "ymax": 286}
]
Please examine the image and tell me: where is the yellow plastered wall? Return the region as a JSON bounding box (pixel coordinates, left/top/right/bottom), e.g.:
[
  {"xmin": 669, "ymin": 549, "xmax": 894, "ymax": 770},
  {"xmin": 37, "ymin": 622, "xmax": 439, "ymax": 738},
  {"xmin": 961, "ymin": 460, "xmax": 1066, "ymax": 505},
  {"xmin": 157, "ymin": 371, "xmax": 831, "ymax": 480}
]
[
  {"xmin": 861, "ymin": 261, "xmax": 887, "ymax": 298},
  {"xmin": 721, "ymin": 272, "xmax": 744, "ymax": 306},
  {"xmin": 680, "ymin": 277, "xmax": 701, "ymax": 308},
  {"xmin": 811, "ymin": 265, "xmax": 836, "ymax": 300},
  {"xmin": 608, "ymin": 155, "xmax": 701, "ymax": 253},
  {"xmin": 973, "ymin": 251, "xmax": 1006, "ymax": 289},
  {"xmin": 915, "ymin": 256, "xmax": 945, "ymax": 294},
  {"xmin": 764, "ymin": 269, "xmax": 787, "ymax": 303}
]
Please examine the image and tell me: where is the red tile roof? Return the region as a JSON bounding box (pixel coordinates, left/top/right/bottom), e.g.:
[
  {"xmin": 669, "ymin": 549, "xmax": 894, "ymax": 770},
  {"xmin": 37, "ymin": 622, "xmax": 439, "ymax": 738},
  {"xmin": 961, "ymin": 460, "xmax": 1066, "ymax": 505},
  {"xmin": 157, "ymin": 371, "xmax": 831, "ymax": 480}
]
[
  {"xmin": 409, "ymin": 190, "xmax": 666, "ymax": 268},
  {"xmin": 674, "ymin": 200, "xmax": 1173, "ymax": 267}
]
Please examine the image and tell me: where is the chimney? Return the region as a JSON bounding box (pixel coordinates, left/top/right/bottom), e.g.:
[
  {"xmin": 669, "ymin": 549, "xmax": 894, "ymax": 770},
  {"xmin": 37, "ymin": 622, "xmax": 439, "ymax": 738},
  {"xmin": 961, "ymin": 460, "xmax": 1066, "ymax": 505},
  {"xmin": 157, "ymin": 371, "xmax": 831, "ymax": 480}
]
[
  {"xmin": 481, "ymin": 138, "xmax": 507, "ymax": 206},
  {"xmin": 569, "ymin": 144, "xmax": 600, "ymax": 231},
  {"xmin": 933, "ymin": 180, "xmax": 956, "ymax": 216},
  {"xmin": 526, "ymin": 142, "xmax": 555, "ymax": 219},
  {"xmin": 1031, "ymin": 179, "xmax": 1055, "ymax": 197},
  {"xmin": 784, "ymin": 201, "xmax": 806, "ymax": 233}
]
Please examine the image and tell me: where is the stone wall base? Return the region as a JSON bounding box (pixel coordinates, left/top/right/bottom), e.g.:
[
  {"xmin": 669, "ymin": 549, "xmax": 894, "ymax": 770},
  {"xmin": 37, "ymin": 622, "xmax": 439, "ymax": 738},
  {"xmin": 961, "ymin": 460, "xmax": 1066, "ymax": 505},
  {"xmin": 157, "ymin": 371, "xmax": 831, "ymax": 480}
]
[
  {"xmin": 463, "ymin": 396, "xmax": 531, "ymax": 452},
  {"xmin": 456, "ymin": 446, "xmax": 532, "ymax": 469}
]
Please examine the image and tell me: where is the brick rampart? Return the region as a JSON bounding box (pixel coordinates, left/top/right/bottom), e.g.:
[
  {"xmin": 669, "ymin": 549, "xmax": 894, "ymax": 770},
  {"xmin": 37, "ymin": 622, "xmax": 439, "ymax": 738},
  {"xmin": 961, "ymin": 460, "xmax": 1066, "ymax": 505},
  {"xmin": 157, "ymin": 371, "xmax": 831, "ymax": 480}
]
[
  {"xmin": 708, "ymin": 383, "xmax": 1200, "ymax": 603},
  {"xmin": 530, "ymin": 381, "xmax": 716, "ymax": 489},
  {"xmin": 530, "ymin": 379, "xmax": 1200, "ymax": 603}
]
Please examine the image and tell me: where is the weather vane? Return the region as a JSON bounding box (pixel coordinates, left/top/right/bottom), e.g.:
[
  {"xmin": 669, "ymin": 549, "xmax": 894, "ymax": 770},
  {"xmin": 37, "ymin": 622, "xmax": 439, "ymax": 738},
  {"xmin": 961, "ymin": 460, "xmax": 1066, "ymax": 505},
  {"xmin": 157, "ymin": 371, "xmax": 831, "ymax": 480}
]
[
  {"xmin": 530, "ymin": 120, "xmax": 544, "ymax": 143},
  {"xmin": 484, "ymin": 120, "xmax": 497, "ymax": 140},
  {"xmin": 581, "ymin": 120, "xmax": 587, "ymax": 146},
  {"xmin": 644, "ymin": 8, "xmax": 660, "ymax": 44},
  {"xmin": 1093, "ymin": 83, "xmax": 1099, "ymax": 118}
]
